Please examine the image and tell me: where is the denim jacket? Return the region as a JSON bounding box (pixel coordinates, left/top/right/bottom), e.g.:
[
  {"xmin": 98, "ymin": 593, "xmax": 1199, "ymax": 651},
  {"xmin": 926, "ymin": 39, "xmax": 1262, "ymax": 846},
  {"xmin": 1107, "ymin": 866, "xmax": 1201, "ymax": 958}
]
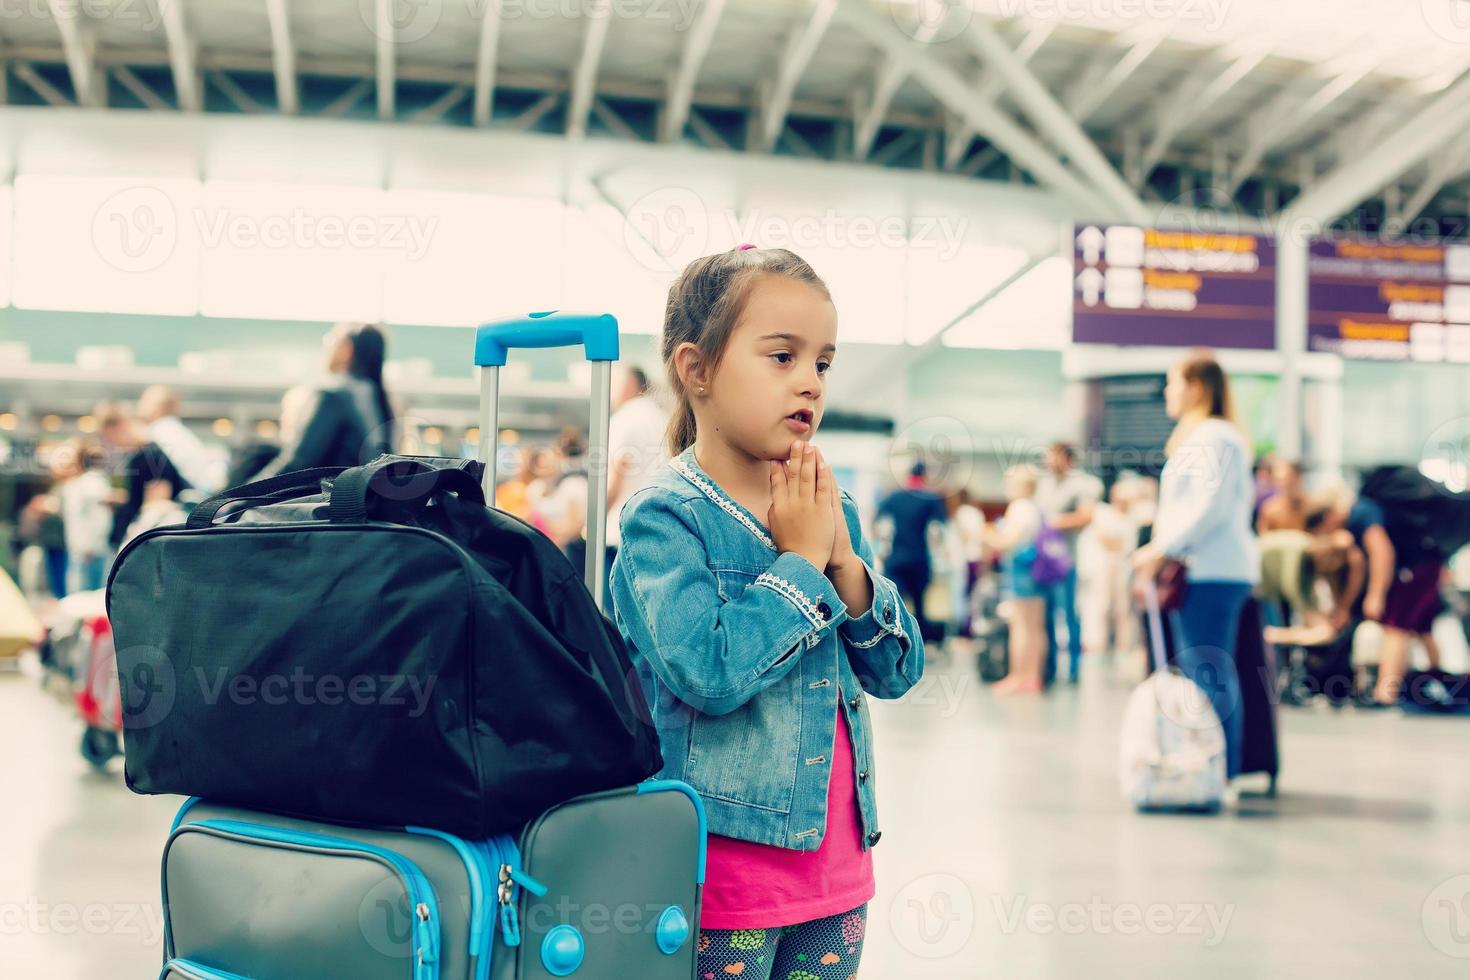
[{"xmin": 609, "ymin": 447, "xmax": 925, "ymax": 853}]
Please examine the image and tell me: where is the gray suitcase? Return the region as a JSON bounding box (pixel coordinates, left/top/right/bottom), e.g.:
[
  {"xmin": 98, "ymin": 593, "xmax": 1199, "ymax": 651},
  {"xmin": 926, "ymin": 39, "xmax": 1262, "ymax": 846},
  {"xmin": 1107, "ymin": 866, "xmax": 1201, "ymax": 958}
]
[
  {"xmin": 159, "ymin": 782, "xmax": 704, "ymax": 980},
  {"xmin": 156, "ymin": 314, "xmax": 706, "ymax": 979}
]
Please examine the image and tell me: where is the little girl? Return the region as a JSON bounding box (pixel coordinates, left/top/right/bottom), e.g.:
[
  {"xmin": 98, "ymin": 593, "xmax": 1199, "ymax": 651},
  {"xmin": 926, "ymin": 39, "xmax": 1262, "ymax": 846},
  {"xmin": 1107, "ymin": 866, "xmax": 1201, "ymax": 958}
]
[
  {"xmin": 609, "ymin": 247, "xmax": 924, "ymax": 979},
  {"xmin": 982, "ymin": 465, "xmax": 1046, "ymax": 694}
]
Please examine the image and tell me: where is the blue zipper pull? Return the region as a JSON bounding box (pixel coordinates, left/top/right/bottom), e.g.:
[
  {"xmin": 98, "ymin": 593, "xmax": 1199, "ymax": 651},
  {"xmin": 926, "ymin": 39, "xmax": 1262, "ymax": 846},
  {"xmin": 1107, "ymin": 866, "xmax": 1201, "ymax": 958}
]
[
  {"xmin": 509, "ymin": 868, "xmax": 548, "ymax": 896},
  {"xmin": 499, "ymin": 893, "xmax": 521, "ymax": 948}
]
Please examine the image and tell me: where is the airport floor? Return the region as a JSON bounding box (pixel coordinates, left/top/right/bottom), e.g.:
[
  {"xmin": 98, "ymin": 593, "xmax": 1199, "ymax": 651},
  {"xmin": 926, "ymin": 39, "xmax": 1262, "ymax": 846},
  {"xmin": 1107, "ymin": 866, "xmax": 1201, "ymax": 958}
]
[{"xmin": 3, "ymin": 647, "xmax": 1469, "ymax": 979}]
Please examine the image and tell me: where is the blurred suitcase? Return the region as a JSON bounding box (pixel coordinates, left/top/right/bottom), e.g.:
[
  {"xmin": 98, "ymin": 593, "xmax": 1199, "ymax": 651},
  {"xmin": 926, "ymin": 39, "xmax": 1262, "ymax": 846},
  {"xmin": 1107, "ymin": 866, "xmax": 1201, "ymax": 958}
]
[
  {"xmin": 1141, "ymin": 592, "xmax": 1280, "ymax": 795},
  {"xmin": 155, "ymin": 314, "xmax": 706, "ymax": 979},
  {"xmin": 160, "ymin": 782, "xmax": 705, "ymax": 980}
]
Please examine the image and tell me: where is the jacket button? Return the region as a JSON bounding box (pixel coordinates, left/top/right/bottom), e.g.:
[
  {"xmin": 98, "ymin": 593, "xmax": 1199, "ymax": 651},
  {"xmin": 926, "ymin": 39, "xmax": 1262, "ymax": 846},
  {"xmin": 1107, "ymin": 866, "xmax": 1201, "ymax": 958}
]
[
  {"xmin": 848, "ymin": 696, "xmax": 861, "ymax": 710},
  {"xmin": 816, "ymin": 601, "xmax": 832, "ymax": 620},
  {"xmin": 882, "ymin": 606, "xmax": 895, "ymax": 625},
  {"xmin": 859, "ymin": 770, "xmax": 868, "ymax": 783},
  {"xmin": 867, "ymin": 831, "xmax": 881, "ymax": 846}
]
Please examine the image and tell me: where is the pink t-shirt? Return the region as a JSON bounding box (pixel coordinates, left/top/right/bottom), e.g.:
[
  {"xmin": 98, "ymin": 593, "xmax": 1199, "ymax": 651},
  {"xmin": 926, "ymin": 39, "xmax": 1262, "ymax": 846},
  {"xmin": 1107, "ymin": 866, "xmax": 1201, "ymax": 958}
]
[{"xmin": 699, "ymin": 708, "xmax": 876, "ymax": 930}]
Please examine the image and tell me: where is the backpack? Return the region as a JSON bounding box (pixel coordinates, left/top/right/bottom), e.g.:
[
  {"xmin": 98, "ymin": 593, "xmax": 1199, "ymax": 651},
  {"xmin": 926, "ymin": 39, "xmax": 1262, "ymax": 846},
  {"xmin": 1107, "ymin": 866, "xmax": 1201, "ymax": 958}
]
[
  {"xmin": 1119, "ymin": 580, "xmax": 1226, "ymax": 812},
  {"xmin": 1359, "ymin": 465, "xmax": 1470, "ymax": 565},
  {"xmin": 106, "ymin": 456, "xmax": 662, "ymax": 837},
  {"xmin": 1029, "ymin": 522, "xmax": 1074, "ymax": 586}
]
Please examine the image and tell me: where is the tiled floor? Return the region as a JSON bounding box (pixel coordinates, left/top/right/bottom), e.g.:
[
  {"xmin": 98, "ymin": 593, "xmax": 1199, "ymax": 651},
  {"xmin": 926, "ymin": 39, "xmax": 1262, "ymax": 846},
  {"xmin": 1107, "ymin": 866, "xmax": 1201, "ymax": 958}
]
[{"xmin": 3, "ymin": 647, "xmax": 1469, "ymax": 979}]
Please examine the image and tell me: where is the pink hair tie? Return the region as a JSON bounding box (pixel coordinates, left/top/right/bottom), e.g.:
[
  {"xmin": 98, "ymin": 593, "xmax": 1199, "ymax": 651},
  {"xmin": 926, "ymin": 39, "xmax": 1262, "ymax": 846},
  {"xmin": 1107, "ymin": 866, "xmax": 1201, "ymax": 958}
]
[{"xmin": 736, "ymin": 243, "xmax": 757, "ymax": 251}]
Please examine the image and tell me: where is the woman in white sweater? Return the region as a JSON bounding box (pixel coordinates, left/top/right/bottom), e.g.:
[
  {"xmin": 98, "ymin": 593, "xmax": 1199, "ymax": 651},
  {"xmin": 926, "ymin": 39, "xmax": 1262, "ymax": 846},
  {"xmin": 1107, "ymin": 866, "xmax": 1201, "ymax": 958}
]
[{"xmin": 1133, "ymin": 351, "xmax": 1260, "ymax": 780}]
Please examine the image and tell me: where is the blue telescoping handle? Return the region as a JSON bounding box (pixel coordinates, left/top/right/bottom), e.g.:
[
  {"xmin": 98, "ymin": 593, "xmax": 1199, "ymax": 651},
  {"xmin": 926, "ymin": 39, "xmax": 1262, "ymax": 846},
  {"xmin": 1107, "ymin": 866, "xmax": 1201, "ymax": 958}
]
[{"xmin": 474, "ymin": 311, "xmax": 620, "ymax": 367}]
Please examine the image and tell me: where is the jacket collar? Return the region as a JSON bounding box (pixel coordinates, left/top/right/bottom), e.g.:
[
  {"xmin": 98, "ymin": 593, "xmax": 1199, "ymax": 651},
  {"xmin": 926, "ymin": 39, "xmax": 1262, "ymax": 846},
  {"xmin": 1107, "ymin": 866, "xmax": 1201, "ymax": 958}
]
[{"xmin": 668, "ymin": 447, "xmax": 776, "ymax": 551}]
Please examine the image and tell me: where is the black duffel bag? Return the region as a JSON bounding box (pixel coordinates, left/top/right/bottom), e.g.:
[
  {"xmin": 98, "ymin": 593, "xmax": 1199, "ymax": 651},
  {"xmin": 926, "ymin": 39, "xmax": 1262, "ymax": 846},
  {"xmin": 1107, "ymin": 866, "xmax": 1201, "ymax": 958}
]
[{"xmin": 107, "ymin": 456, "xmax": 661, "ymax": 837}]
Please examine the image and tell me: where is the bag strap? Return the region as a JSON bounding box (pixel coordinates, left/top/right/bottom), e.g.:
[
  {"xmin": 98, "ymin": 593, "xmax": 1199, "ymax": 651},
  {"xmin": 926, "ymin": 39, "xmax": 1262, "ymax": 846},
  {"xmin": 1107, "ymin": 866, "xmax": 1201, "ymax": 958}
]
[
  {"xmin": 186, "ymin": 467, "xmax": 345, "ymax": 529},
  {"xmin": 327, "ymin": 457, "xmax": 486, "ymax": 525}
]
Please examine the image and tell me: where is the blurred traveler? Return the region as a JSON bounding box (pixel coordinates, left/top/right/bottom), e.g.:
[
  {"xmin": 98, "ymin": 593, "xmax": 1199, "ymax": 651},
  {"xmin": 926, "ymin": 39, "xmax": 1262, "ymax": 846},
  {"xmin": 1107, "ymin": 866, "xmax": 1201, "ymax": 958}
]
[
  {"xmin": 606, "ymin": 366, "xmax": 668, "ymax": 567},
  {"xmin": 877, "ymin": 461, "xmax": 949, "ymax": 642},
  {"xmin": 1133, "ymin": 351, "xmax": 1259, "ymax": 781},
  {"xmin": 945, "ymin": 488, "xmax": 986, "ymax": 639},
  {"xmin": 1308, "ymin": 477, "xmax": 1444, "ymax": 705},
  {"xmin": 139, "ymin": 385, "xmax": 224, "ymax": 495},
  {"xmin": 1256, "ymin": 459, "xmax": 1308, "ymax": 533},
  {"xmin": 494, "ymin": 447, "xmax": 536, "ymax": 522},
  {"xmin": 258, "ymin": 322, "xmax": 395, "ymax": 478},
  {"xmin": 982, "ymin": 465, "xmax": 1046, "ymax": 694},
  {"xmin": 539, "ymin": 427, "xmax": 592, "ymax": 564},
  {"xmin": 1252, "ymin": 453, "xmax": 1278, "ymax": 527},
  {"xmin": 20, "ymin": 492, "xmax": 68, "ymax": 600},
  {"xmin": 54, "ymin": 440, "xmax": 114, "ymax": 593},
  {"xmin": 99, "ymin": 404, "xmax": 190, "ymax": 554},
  {"xmin": 1037, "ymin": 442, "xmax": 1102, "ymax": 684},
  {"xmin": 1089, "ymin": 477, "xmax": 1142, "ymax": 659}
]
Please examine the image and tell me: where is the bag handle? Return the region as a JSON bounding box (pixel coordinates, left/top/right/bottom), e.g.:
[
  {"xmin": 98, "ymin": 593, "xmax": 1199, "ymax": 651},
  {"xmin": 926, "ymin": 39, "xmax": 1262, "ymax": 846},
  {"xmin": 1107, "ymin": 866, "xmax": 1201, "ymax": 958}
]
[
  {"xmin": 1141, "ymin": 576, "xmax": 1169, "ymax": 676},
  {"xmin": 186, "ymin": 467, "xmax": 345, "ymax": 529},
  {"xmin": 326, "ymin": 457, "xmax": 486, "ymax": 524}
]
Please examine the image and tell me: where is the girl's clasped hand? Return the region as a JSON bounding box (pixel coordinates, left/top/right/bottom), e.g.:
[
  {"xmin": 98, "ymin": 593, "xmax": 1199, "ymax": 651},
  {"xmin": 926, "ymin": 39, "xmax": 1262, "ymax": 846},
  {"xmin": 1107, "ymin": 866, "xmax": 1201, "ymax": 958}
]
[{"xmin": 768, "ymin": 439, "xmax": 855, "ymax": 575}]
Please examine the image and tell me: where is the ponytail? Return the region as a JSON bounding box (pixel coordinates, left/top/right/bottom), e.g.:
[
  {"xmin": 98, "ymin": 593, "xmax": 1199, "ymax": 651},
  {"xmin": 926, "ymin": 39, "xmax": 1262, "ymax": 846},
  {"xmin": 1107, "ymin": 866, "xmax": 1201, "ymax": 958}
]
[{"xmin": 342, "ymin": 322, "xmax": 395, "ymax": 449}]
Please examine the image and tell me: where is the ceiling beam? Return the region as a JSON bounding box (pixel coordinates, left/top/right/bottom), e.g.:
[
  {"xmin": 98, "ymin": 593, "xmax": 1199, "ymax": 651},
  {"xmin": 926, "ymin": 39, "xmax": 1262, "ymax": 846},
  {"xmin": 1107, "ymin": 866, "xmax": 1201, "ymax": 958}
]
[
  {"xmin": 47, "ymin": 0, "xmax": 102, "ymax": 107},
  {"xmin": 1227, "ymin": 58, "xmax": 1377, "ymax": 195},
  {"xmin": 113, "ymin": 64, "xmax": 171, "ymax": 110},
  {"xmin": 943, "ymin": 22, "xmax": 1054, "ymax": 171},
  {"xmin": 961, "ymin": 15, "xmax": 1149, "ymax": 223},
  {"xmin": 208, "ymin": 69, "xmax": 265, "ymax": 113},
  {"xmin": 840, "ymin": 3, "xmax": 1117, "ymax": 218},
  {"xmin": 756, "ymin": 0, "xmax": 836, "ymax": 152},
  {"xmin": 1395, "ymin": 130, "xmax": 1470, "ymax": 225},
  {"xmin": 321, "ymin": 77, "xmax": 372, "ymax": 117},
  {"xmin": 12, "ymin": 62, "xmax": 73, "ymax": 107},
  {"xmin": 409, "ymin": 84, "xmax": 469, "ymax": 123},
  {"xmin": 264, "ymin": 0, "xmax": 298, "ymax": 114},
  {"xmin": 566, "ymin": 3, "xmax": 611, "ymax": 138},
  {"xmin": 1284, "ymin": 66, "xmax": 1470, "ymax": 225},
  {"xmin": 471, "ymin": 0, "xmax": 501, "ymax": 125},
  {"xmin": 660, "ymin": 0, "xmax": 724, "ymax": 142},
  {"xmin": 375, "ymin": 0, "xmax": 394, "ymax": 119},
  {"xmin": 1135, "ymin": 49, "xmax": 1267, "ymax": 187},
  {"xmin": 853, "ymin": 3, "xmax": 952, "ymax": 161},
  {"xmin": 1065, "ymin": 32, "xmax": 1163, "ymax": 124},
  {"xmin": 158, "ymin": 0, "xmax": 201, "ymax": 111}
]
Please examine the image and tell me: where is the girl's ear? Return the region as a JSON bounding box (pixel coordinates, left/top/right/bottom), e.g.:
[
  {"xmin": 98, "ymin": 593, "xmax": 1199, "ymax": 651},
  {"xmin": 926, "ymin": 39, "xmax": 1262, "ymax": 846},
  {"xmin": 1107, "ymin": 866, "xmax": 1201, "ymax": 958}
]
[{"xmin": 673, "ymin": 342, "xmax": 708, "ymax": 395}]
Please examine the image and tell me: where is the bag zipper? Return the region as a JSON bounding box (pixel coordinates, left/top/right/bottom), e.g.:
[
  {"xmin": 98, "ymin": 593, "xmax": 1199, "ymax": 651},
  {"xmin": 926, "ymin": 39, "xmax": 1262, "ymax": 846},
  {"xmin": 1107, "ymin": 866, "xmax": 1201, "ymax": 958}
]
[
  {"xmin": 168, "ymin": 819, "xmax": 440, "ymax": 980},
  {"xmin": 406, "ymin": 827, "xmax": 493, "ymax": 980}
]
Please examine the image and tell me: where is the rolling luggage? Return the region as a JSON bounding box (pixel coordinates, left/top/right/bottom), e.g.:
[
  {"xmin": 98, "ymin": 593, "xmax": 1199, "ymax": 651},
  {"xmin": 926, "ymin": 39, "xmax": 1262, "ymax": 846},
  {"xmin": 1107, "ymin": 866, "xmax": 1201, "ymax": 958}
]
[
  {"xmin": 153, "ymin": 313, "xmax": 707, "ymax": 980},
  {"xmin": 107, "ymin": 314, "xmax": 659, "ymax": 837},
  {"xmin": 1120, "ymin": 579, "xmax": 1227, "ymax": 812},
  {"xmin": 160, "ymin": 782, "xmax": 705, "ymax": 980}
]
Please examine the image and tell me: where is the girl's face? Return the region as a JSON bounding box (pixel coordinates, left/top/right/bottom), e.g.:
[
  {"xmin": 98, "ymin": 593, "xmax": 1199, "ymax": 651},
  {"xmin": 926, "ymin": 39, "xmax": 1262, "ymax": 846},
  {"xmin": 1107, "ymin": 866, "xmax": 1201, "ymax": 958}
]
[
  {"xmin": 693, "ymin": 276, "xmax": 837, "ymax": 462},
  {"xmin": 1163, "ymin": 366, "xmax": 1198, "ymax": 419}
]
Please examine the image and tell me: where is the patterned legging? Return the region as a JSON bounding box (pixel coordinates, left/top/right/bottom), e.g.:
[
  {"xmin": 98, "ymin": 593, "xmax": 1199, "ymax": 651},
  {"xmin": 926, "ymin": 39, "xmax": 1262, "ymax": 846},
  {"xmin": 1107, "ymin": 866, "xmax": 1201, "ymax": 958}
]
[{"xmin": 697, "ymin": 904, "xmax": 867, "ymax": 980}]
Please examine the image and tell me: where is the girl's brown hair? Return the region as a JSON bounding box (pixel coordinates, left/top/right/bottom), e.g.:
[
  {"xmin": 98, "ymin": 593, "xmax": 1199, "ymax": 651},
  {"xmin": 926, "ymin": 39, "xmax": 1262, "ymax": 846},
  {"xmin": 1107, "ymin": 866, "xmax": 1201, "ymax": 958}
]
[{"xmin": 661, "ymin": 247, "xmax": 829, "ymax": 455}]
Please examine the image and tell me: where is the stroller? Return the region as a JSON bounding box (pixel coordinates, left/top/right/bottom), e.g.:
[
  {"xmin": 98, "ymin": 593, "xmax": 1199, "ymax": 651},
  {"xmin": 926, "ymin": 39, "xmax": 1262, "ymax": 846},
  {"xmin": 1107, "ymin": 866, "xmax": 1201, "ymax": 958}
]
[{"xmin": 973, "ymin": 563, "xmax": 1010, "ymax": 683}]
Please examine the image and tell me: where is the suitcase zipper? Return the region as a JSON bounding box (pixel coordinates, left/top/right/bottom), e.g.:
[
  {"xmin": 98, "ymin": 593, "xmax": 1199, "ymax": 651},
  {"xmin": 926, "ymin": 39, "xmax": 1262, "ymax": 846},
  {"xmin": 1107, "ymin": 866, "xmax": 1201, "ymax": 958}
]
[
  {"xmin": 172, "ymin": 820, "xmax": 441, "ymax": 980},
  {"xmin": 485, "ymin": 834, "xmax": 547, "ymax": 949},
  {"xmin": 406, "ymin": 827, "xmax": 494, "ymax": 980}
]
